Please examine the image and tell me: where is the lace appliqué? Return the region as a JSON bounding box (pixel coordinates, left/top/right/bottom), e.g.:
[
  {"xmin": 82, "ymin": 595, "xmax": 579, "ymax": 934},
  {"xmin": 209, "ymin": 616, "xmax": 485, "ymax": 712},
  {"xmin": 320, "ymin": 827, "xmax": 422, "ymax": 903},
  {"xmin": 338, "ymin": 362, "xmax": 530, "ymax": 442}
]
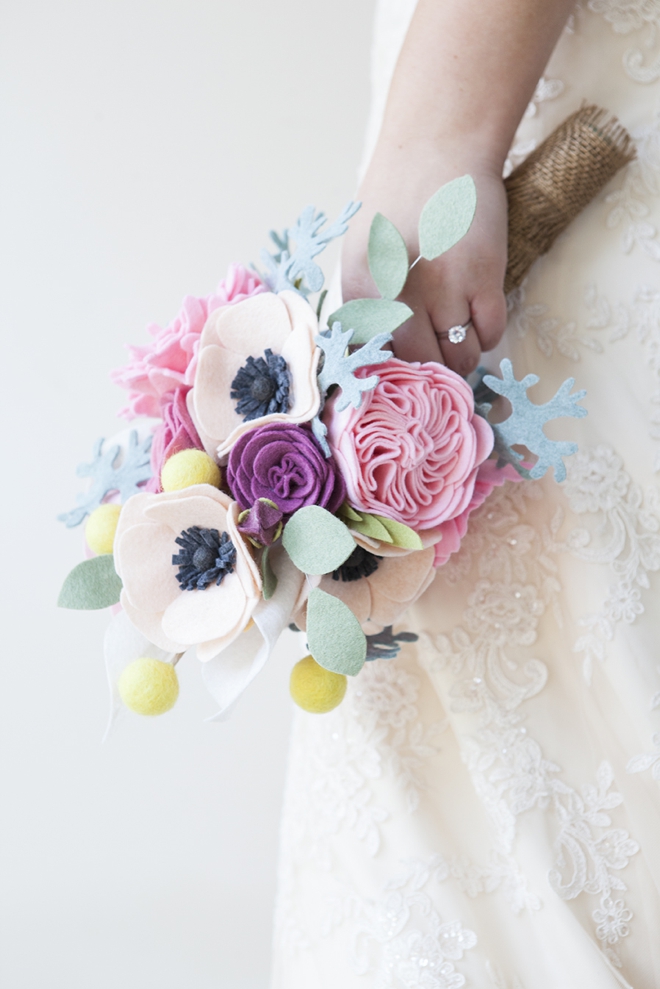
[
  {"xmin": 553, "ymin": 445, "xmax": 660, "ymax": 681},
  {"xmin": 604, "ymin": 111, "xmax": 660, "ymax": 259},
  {"xmin": 588, "ymin": 0, "xmax": 660, "ymax": 81},
  {"xmin": 420, "ymin": 482, "xmax": 640, "ymax": 965},
  {"xmin": 509, "ymin": 282, "xmax": 606, "ymax": 361},
  {"xmin": 323, "ymin": 857, "xmax": 477, "ymax": 989},
  {"xmin": 585, "ymin": 283, "xmax": 660, "ymax": 470},
  {"xmin": 626, "ymin": 730, "xmax": 660, "ymax": 780},
  {"xmin": 504, "ymin": 78, "xmax": 566, "ymax": 177}
]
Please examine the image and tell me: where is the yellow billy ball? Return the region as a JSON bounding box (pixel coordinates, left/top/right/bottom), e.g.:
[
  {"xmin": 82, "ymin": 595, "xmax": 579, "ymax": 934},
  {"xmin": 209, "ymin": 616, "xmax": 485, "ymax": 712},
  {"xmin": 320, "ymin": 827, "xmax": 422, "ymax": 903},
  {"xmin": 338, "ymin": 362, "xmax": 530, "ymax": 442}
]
[
  {"xmin": 118, "ymin": 657, "xmax": 179, "ymax": 716},
  {"xmin": 85, "ymin": 503, "xmax": 122, "ymax": 555},
  {"xmin": 290, "ymin": 655, "xmax": 347, "ymax": 714},
  {"xmin": 161, "ymin": 449, "xmax": 221, "ymax": 492}
]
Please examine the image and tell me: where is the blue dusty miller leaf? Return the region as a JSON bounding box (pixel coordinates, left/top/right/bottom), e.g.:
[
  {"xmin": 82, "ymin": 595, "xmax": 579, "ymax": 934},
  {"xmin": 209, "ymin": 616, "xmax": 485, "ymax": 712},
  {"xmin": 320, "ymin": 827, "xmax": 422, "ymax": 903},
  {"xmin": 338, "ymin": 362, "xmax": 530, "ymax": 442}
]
[
  {"xmin": 259, "ymin": 201, "xmax": 361, "ymax": 296},
  {"xmin": 365, "ymin": 626, "xmax": 419, "ymax": 661},
  {"xmin": 310, "ymin": 414, "xmax": 331, "ymax": 457},
  {"xmin": 368, "ymin": 213, "xmax": 409, "ymax": 299},
  {"xmin": 328, "ymin": 299, "xmax": 413, "ymax": 344},
  {"xmin": 316, "ymin": 323, "xmax": 391, "ymax": 412},
  {"xmin": 418, "ymin": 175, "xmax": 477, "ymax": 261},
  {"xmin": 282, "ymin": 506, "xmax": 356, "ymax": 575},
  {"xmin": 58, "ymin": 555, "xmax": 123, "ymax": 610},
  {"xmin": 483, "ymin": 358, "xmax": 587, "ymax": 482},
  {"xmin": 306, "ymin": 588, "xmax": 367, "ymax": 676},
  {"xmin": 58, "ymin": 430, "xmax": 153, "ymax": 528}
]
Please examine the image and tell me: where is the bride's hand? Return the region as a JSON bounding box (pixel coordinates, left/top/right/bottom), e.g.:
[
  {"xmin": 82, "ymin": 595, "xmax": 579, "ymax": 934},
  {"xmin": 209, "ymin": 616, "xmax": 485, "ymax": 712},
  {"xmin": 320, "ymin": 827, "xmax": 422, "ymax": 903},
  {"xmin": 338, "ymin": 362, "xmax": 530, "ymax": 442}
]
[{"xmin": 341, "ymin": 142, "xmax": 508, "ymax": 375}]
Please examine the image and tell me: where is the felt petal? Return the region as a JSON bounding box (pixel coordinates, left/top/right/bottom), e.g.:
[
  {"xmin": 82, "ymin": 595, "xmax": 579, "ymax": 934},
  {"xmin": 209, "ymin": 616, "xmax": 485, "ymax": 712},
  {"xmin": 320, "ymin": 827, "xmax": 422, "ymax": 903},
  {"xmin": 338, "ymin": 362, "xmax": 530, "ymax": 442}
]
[
  {"xmin": 192, "ymin": 345, "xmax": 244, "ymax": 441},
  {"xmin": 115, "ymin": 523, "xmax": 181, "ymax": 612},
  {"xmin": 120, "ymin": 592, "xmax": 183, "ymax": 653},
  {"xmin": 186, "ymin": 387, "xmax": 220, "ymax": 462},
  {"xmin": 144, "ymin": 487, "xmax": 230, "ymax": 535},
  {"xmin": 161, "ymin": 572, "xmax": 253, "ymax": 645},
  {"xmin": 368, "ymin": 547, "xmax": 436, "ymax": 604},
  {"xmin": 213, "ymin": 292, "xmax": 292, "ymax": 355}
]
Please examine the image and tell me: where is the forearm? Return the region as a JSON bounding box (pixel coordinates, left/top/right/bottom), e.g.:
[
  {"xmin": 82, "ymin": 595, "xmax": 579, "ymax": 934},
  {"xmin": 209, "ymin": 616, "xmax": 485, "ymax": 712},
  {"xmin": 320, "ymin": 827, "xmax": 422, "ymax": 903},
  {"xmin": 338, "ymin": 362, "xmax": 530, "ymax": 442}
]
[{"xmin": 379, "ymin": 0, "xmax": 576, "ymax": 172}]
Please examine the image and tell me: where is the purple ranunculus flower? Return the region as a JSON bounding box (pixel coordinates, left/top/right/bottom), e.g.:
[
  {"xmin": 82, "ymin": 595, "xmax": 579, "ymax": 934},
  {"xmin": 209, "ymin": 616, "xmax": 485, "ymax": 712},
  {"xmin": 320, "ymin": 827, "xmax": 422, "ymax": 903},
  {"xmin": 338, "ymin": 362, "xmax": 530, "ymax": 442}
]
[{"xmin": 226, "ymin": 422, "xmax": 346, "ymax": 517}]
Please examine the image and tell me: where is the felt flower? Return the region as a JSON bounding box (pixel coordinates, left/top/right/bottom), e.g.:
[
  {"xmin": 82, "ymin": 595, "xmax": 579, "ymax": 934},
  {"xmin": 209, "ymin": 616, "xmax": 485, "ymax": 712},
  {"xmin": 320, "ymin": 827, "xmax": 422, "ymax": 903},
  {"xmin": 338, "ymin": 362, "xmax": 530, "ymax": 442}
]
[
  {"xmin": 146, "ymin": 387, "xmax": 203, "ymax": 492},
  {"xmin": 112, "ymin": 264, "xmax": 266, "ymax": 419},
  {"xmin": 226, "ymin": 422, "xmax": 345, "ymax": 516},
  {"xmin": 237, "ymin": 498, "xmax": 284, "ymax": 547},
  {"xmin": 294, "ymin": 543, "xmax": 436, "ymax": 635},
  {"xmin": 324, "ymin": 358, "xmax": 494, "ymax": 546},
  {"xmin": 188, "ymin": 290, "xmax": 321, "ymax": 461},
  {"xmin": 113, "ymin": 485, "xmax": 262, "ymax": 661}
]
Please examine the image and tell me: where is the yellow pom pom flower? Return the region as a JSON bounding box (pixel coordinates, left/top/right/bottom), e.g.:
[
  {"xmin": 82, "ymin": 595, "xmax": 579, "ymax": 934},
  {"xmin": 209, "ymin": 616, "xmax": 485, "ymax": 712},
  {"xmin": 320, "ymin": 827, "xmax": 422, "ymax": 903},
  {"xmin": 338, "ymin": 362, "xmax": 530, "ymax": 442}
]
[
  {"xmin": 289, "ymin": 654, "xmax": 347, "ymax": 713},
  {"xmin": 85, "ymin": 503, "xmax": 122, "ymax": 555},
  {"xmin": 118, "ymin": 657, "xmax": 179, "ymax": 716},
  {"xmin": 161, "ymin": 449, "xmax": 221, "ymax": 492}
]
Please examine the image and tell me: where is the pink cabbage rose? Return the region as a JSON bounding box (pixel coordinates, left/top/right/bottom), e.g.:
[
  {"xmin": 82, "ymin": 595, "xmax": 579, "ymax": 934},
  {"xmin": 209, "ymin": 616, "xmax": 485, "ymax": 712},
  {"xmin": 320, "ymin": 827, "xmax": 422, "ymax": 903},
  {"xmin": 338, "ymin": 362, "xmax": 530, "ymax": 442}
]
[
  {"xmin": 324, "ymin": 358, "xmax": 494, "ymax": 547},
  {"xmin": 114, "ymin": 485, "xmax": 262, "ymax": 661},
  {"xmin": 112, "ymin": 264, "xmax": 266, "ymax": 419},
  {"xmin": 188, "ymin": 290, "xmax": 321, "ymax": 462},
  {"xmin": 146, "ymin": 388, "xmax": 204, "ymax": 493}
]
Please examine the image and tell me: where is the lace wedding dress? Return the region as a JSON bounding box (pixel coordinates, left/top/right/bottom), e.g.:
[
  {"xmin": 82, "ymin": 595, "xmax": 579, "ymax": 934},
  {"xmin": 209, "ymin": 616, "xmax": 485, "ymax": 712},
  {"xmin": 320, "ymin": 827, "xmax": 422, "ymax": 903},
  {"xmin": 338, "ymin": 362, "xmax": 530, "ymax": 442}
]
[{"xmin": 271, "ymin": 3, "xmax": 660, "ymax": 986}]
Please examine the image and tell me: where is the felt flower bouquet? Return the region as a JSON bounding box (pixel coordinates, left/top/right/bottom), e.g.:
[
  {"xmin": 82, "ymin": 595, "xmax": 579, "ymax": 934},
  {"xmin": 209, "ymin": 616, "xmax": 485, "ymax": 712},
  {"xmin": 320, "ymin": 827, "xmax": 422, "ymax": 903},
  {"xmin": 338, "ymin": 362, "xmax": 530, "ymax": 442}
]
[{"xmin": 58, "ymin": 177, "xmax": 586, "ymax": 726}]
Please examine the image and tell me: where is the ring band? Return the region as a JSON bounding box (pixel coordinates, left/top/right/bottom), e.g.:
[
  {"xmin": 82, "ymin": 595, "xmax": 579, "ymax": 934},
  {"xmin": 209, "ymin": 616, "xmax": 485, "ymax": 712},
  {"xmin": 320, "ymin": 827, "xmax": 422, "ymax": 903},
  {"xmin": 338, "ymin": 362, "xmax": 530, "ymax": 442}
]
[{"xmin": 438, "ymin": 320, "xmax": 471, "ymax": 344}]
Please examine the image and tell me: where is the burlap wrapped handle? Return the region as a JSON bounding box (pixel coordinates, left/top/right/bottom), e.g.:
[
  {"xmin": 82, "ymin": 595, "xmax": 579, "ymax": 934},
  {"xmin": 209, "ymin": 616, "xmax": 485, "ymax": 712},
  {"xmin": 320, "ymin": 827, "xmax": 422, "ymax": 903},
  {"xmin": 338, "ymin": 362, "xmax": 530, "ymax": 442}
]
[{"xmin": 504, "ymin": 105, "xmax": 635, "ymax": 294}]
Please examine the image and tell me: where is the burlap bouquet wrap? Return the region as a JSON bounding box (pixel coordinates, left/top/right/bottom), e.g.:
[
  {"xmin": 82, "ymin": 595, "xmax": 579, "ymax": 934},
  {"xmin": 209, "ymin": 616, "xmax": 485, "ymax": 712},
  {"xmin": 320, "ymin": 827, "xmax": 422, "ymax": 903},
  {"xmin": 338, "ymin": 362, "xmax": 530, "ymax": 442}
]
[{"xmin": 504, "ymin": 104, "xmax": 635, "ymax": 294}]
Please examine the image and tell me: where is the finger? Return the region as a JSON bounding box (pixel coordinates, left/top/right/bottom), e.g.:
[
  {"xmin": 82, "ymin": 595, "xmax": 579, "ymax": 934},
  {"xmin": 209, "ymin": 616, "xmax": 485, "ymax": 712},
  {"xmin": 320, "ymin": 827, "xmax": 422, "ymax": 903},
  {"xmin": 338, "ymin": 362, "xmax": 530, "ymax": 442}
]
[
  {"xmin": 470, "ymin": 287, "xmax": 508, "ymax": 353},
  {"xmin": 391, "ymin": 308, "xmax": 444, "ymax": 364},
  {"xmin": 438, "ymin": 321, "xmax": 481, "ymax": 377}
]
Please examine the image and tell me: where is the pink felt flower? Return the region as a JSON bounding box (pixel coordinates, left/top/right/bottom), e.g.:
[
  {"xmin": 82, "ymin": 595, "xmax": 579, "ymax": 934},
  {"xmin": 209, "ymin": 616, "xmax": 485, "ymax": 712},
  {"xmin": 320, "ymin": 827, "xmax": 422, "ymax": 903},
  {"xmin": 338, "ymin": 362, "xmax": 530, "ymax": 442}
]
[
  {"xmin": 112, "ymin": 264, "xmax": 266, "ymax": 419},
  {"xmin": 146, "ymin": 387, "xmax": 203, "ymax": 493},
  {"xmin": 432, "ymin": 460, "xmax": 522, "ymax": 567},
  {"xmin": 324, "ymin": 358, "xmax": 494, "ymax": 546},
  {"xmin": 114, "ymin": 485, "xmax": 262, "ymax": 661},
  {"xmin": 188, "ymin": 290, "xmax": 321, "ymax": 462}
]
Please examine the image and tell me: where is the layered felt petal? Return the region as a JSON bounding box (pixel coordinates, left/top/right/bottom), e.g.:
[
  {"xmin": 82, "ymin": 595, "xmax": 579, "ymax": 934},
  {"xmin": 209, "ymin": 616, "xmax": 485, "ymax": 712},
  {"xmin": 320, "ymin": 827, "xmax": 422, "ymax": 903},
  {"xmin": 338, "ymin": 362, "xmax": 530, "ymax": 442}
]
[{"xmin": 188, "ymin": 290, "xmax": 321, "ymax": 463}]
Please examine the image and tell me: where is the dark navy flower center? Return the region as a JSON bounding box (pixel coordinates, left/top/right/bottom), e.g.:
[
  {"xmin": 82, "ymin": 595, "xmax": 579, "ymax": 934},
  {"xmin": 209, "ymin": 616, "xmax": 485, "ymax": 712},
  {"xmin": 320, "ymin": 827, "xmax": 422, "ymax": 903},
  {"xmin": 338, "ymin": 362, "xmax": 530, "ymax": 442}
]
[
  {"xmin": 172, "ymin": 526, "xmax": 237, "ymax": 591},
  {"xmin": 230, "ymin": 348, "xmax": 291, "ymax": 422},
  {"xmin": 332, "ymin": 545, "xmax": 381, "ymax": 583}
]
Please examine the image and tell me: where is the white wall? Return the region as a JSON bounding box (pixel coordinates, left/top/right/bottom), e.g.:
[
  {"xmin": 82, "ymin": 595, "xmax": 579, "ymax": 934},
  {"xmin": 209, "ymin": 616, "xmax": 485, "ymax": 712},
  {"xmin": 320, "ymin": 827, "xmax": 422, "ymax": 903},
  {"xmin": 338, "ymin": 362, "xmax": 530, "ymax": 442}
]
[{"xmin": 0, "ymin": 3, "xmax": 375, "ymax": 986}]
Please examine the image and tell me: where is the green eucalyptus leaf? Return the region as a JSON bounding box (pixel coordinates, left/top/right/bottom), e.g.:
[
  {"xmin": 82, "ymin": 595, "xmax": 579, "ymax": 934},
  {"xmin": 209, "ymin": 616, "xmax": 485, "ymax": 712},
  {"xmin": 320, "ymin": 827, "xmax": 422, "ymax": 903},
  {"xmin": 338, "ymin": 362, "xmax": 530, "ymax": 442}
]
[
  {"xmin": 368, "ymin": 213, "xmax": 410, "ymax": 299},
  {"xmin": 373, "ymin": 515, "xmax": 423, "ymax": 550},
  {"xmin": 306, "ymin": 588, "xmax": 367, "ymax": 676},
  {"xmin": 418, "ymin": 175, "xmax": 477, "ymax": 260},
  {"xmin": 328, "ymin": 299, "xmax": 413, "ymax": 344},
  {"xmin": 349, "ymin": 513, "xmax": 394, "ymax": 543},
  {"xmin": 282, "ymin": 505, "xmax": 356, "ymax": 575},
  {"xmin": 261, "ymin": 546, "xmax": 278, "ymax": 600},
  {"xmin": 58, "ymin": 554, "xmax": 123, "ymax": 610}
]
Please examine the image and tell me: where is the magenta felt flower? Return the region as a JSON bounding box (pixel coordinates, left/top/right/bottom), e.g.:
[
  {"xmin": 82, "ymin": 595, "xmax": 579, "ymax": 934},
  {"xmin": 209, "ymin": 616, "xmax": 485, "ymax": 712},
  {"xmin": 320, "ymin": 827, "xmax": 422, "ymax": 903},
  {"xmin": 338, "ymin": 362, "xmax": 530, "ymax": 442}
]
[
  {"xmin": 112, "ymin": 264, "xmax": 266, "ymax": 419},
  {"xmin": 226, "ymin": 422, "xmax": 345, "ymax": 516},
  {"xmin": 324, "ymin": 358, "xmax": 494, "ymax": 547}
]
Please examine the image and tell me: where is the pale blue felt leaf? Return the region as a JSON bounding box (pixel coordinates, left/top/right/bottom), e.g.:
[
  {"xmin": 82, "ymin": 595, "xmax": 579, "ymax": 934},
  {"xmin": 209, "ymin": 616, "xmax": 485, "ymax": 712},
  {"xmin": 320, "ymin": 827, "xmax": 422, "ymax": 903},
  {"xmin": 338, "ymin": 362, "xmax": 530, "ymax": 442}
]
[
  {"xmin": 58, "ymin": 555, "xmax": 123, "ymax": 610},
  {"xmin": 261, "ymin": 546, "xmax": 278, "ymax": 600},
  {"xmin": 306, "ymin": 588, "xmax": 367, "ymax": 676},
  {"xmin": 368, "ymin": 213, "xmax": 409, "ymax": 299},
  {"xmin": 365, "ymin": 626, "xmax": 419, "ymax": 661},
  {"xmin": 311, "ymin": 414, "xmax": 331, "ymax": 457},
  {"xmin": 316, "ymin": 323, "xmax": 391, "ymax": 412},
  {"xmin": 418, "ymin": 175, "xmax": 477, "ymax": 260},
  {"xmin": 282, "ymin": 506, "xmax": 356, "ymax": 575},
  {"xmin": 483, "ymin": 359, "xmax": 587, "ymax": 482},
  {"xmin": 328, "ymin": 299, "xmax": 413, "ymax": 344},
  {"xmin": 58, "ymin": 431, "xmax": 153, "ymax": 528},
  {"xmin": 259, "ymin": 201, "xmax": 361, "ymax": 297}
]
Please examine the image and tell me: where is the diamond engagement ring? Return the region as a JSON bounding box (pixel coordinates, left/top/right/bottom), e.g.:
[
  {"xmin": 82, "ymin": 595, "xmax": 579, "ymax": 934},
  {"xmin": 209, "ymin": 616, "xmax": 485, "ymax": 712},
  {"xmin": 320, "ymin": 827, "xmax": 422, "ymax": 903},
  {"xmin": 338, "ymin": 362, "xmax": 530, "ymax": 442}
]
[{"xmin": 439, "ymin": 320, "xmax": 471, "ymax": 344}]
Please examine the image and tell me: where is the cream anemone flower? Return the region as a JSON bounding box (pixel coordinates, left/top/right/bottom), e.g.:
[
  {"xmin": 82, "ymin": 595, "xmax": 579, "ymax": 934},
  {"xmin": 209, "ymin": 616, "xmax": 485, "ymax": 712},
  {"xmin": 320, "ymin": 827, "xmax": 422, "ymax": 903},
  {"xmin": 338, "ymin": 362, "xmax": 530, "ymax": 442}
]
[
  {"xmin": 188, "ymin": 290, "xmax": 321, "ymax": 463},
  {"xmin": 114, "ymin": 485, "xmax": 262, "ymax": 661}
]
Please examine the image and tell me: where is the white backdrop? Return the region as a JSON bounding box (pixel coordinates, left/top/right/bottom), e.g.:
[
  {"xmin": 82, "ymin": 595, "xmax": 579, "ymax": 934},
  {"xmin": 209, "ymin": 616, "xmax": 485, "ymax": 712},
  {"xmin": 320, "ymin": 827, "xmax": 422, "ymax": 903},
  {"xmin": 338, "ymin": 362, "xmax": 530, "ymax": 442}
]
[{"xmin": 0, "ymin": 2, "xmax": 375, "ymax": 986}]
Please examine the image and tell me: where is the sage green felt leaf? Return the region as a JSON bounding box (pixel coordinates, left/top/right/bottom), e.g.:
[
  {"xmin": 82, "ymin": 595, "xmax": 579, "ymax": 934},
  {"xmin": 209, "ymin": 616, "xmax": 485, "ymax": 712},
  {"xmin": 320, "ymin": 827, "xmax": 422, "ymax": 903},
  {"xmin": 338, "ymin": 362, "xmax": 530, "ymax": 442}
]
[
  {"xmin": 306, "ymin": 588, "xmax": 367, "ymax": 676},
  {"xmin": 328, "ymin": 299, "xmax": 413, "ymax": 344},
  {"xmin": 282, "ymin": 505, "xmax": 356, "ymax": 575},
  {"xmin": 373, "ymin": 515, "xmax": 423, "ymax": 550},
  {"xmin": 261, "ymin": 547, "xmax": 278, "ymax": 600},
  {"xmin": 58, "ymin": 554, "xmax": 123, "ymax": 610},
  {"xmin": 349, "ymin": 513, "xmax": 394, "ymax": 543},
  {"xmin": 418, "ymin": 175, "xmax": 477, "ymax": 260},
  {"xmin": 338, "ymin": 503, "xmax": 363, "ymax": 523},
  {"xmin": 368, "ymin": 213, "xmax": 409, "ymax": 299}
]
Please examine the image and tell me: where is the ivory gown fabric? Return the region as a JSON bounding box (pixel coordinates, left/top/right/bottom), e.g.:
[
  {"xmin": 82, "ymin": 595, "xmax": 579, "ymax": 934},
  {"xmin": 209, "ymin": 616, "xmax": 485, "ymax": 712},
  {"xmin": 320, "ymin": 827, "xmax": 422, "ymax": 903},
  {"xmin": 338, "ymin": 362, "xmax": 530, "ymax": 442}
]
[{"xmin": 272, "ymin": 3, "xmax": 660, "ymax": 986}]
